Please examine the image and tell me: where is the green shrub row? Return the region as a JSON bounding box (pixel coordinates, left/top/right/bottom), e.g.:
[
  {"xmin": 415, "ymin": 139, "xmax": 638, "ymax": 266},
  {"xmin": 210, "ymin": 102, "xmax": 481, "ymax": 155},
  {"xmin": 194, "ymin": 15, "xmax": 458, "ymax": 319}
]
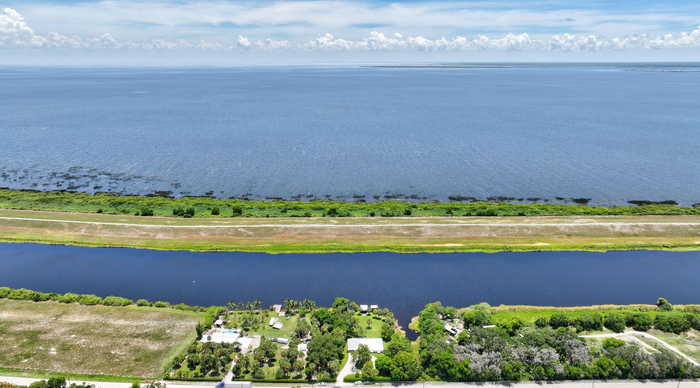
[
  {"xmin": 537, "ymin": 311, "xmax": 700, "ymax": 334},
  {"xmin": 2, "ymin": 188, "xmax": 700, "ymax": 218},
  {"xmin": 0, "ymin": 286, "xmax": 209, "ymax": 312}
]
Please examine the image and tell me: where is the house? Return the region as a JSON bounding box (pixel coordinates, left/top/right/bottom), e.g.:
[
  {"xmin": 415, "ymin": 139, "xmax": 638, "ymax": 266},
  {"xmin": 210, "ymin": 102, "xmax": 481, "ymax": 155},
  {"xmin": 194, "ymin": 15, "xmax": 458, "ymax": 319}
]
[
  {"xmin": 347, "ymin": 338, "xmax": 384, "ymax": 353},
  {"xmin": 444, "ymin": 323, "xmax": 458, "ymax": 336},
  {"xmin": 370, "ymin": 304, "xmax": 379, "ymax": 310},
  {"xmin": 359, "ymin": 304, "xmax": 369, "ymax": 313},
  {"xmin": 271, "ymin": 304, "xmax": 283, "ymax": 313},
  {"xmin": 271, "ymin": 337, "xmax": 289, "ymax": 345}
]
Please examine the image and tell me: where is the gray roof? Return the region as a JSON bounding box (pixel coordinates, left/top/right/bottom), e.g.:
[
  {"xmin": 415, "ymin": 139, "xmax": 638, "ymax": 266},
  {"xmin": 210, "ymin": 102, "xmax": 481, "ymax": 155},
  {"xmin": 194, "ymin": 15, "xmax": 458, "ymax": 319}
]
[{"xmin": 347, "ymin": 338, "xmax": 384, "ymax": 353}]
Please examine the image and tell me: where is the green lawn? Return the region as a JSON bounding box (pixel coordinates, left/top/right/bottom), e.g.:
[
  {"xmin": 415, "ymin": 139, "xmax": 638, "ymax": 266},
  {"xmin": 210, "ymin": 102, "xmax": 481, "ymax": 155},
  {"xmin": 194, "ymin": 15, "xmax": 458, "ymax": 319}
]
[
  {"xmin": 356, "ymin": 314, "xmax": 386, "ymax": 338},
  {"xmin": 225, "ymin": 311, "xmax": 304, "ymax": 339}
]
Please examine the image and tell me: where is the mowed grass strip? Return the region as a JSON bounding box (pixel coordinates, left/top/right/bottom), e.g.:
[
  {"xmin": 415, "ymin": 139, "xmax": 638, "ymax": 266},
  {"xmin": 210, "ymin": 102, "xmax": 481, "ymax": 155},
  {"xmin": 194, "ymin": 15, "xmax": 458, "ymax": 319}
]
[{"xmin": 0, "ymin": 299, "xmax": 202, "ymax": 378}]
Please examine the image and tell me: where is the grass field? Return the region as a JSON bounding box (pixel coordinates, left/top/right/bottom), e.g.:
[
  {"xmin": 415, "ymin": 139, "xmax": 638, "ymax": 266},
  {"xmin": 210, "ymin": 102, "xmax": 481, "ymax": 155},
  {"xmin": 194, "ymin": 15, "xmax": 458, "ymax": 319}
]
[
  {"xmin": 2, "ymin": 208, "xmax": 700, "ymax": 253},
  {"xmin": 0, "ymin": 299, "xmax": 203, "ymax": 378}
]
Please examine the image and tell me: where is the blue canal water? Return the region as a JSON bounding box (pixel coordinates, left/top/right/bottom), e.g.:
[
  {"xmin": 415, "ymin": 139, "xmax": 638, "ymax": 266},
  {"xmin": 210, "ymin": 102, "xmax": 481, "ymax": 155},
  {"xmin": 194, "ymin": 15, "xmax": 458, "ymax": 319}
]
[
  {"xmin": 1, "ymin": 243, "xmax": 698, "ymax": 328},
  {"xmin": 1, "ymin": 64, "xmax": 700, "ymax": 204}
]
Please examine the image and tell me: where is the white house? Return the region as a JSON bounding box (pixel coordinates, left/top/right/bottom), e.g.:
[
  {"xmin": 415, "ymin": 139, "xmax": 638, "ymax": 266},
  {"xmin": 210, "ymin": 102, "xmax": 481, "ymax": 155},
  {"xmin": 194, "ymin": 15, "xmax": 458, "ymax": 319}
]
[{"xmin": 347, "ymin": 338, "xmax": 384, "ymax": 353}]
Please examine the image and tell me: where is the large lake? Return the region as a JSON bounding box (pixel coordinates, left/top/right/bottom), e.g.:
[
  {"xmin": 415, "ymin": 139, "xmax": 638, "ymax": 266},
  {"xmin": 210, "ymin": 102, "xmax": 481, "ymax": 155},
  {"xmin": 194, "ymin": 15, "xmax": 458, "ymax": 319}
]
[
  {"xmin": 1, "ymin": 243, "xmax": 698, "ymax": 330},
  {"xmin": 1, "ymin": 64, "xmax": 700, "ymax": 204}
]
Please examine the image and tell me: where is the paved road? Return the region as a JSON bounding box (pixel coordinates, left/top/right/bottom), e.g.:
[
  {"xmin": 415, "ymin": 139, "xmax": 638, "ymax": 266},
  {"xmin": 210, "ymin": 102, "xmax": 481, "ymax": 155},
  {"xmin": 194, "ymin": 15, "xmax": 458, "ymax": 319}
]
[
  {"xmin": 0, "ymin": 377, "xmax": 213, "ymax": 388},
  {"xmin": 3, "ymin": 216, "xmax": 700, "ymax": 229},
  {"xmin": 1, "ymin": 376, "xmax": 698, "ymax": 388}
]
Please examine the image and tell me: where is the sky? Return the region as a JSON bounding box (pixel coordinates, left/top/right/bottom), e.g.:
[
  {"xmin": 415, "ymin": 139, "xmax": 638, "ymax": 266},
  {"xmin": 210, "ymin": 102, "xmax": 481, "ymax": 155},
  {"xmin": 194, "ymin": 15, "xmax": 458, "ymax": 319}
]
[{"xmin": 1, "ymin": 0, "xmax": 700, "ymax": 64}]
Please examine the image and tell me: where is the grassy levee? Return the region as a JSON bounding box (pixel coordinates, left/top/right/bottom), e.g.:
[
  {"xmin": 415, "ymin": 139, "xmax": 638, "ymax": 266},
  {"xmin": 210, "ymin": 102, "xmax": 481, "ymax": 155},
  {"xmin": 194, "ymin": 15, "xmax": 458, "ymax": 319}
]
[
  {"xmin": 2, "ymin": 189, "xmax": 700, "ymax": 253},
  {"xmin": 2, "ymin": 208, "xmax": 700, "ymax": 253},
  {"xmin": 0, "ymin": 299, "xmax": 204, "ymax": 380}
]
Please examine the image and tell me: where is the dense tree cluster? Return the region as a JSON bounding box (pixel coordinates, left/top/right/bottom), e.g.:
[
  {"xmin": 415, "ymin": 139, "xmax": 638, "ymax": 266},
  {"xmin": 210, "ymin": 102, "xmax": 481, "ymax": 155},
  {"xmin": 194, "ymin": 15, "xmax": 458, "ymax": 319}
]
[
  {"xmin": 412, "ymin": 303, "xmax": 700, "ymax": 382},
  {"xmin": 170, "ymin": 342, "xmax": 237, "ymax": 378}
]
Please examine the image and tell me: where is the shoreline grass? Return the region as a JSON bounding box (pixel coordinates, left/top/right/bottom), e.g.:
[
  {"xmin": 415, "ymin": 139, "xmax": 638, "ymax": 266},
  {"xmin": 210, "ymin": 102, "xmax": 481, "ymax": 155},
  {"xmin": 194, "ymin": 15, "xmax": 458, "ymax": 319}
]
[
  {"xmin": 1, "ymin": 188, "xmax": 699, "ymax": 218},
  {"xmin": 1, "ymin": 236, "xmax": 700, "ymax": 254}
]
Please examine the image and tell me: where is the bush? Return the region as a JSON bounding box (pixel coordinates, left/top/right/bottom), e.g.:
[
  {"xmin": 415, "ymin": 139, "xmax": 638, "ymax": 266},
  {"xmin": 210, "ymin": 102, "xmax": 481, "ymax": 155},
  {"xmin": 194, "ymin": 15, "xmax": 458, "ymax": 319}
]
[
  {"xmin": 154, "ymin": 301, "xmax": 171, "ymax": 308},
  {"xmin": 138, "ymin": 208, "xmax": 154, "ymax": 216},
  {"xmin": 211, "ymin": 207, "xmax": 220, "ymax": 215},
  {"xmin": 604, "ymin": 313, "xmax": 626, "ymax": 333},
  {"xmin": 0, "ymin": 287, "xmax": 11, "ymax": 298},
  {"xmin": 535, "ymin": 317, "xmax": 548, "ymax": 328},
  {"xmin": 576, "ymin": 313, "xmax": 603, "ymax": 331},
  {"xmin": 8, "ymin": 288, "xmax": 45, "ymax": 301},
  {"xmin": 77, "ymin": 294, "xmax": 102, "ymax": 305},
  {"xmin": 136, "ymin": 298, "xmax": 151, "ymax": 306},
  {"xmin": 230, "ymin": 206, "xmax": 243, "ymax": 217},
  {"xmin": 549, "ymin": 313, "xmax": 571, "ymax": 329},
  {"xmin": 102, "ymin": 296, "xmax": 133, "ymax": 306},
  {"xmin": 626, "ymin": 313, "xmax": 653, "ymax": 331},
  {"xmin": 654, "ymin": 314, "xmax": 691, "ymax": 334},
  {"xmin": 686, "ymin": 314, "xmax": 700, "ymax": 330},
  {"xmin": 57, "ymin": 293, "xmax": 80, "ymax": 303},
  {"xmin": 602, "ymin": 338, "xmax": 625, "ymax": 350}
]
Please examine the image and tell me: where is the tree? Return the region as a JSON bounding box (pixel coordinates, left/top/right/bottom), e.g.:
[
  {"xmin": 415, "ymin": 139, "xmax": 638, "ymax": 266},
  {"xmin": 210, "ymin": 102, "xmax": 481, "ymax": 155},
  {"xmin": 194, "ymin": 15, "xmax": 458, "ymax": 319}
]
[
  {"xmin": 384, "ymin": 333, "xmax": 411, "ymax": 358},
  {"xmin": 354, "ymin": 344, "xmax": 372, "ymax": 369},
  {"xmin": 656, "ymin": 297, "xmax": 673, "ymax": 311},
  {"xmin": 306, "ymin": 332, "xmax": 345, "ymax": 378},
  {"xmin": 361, "ymin": 360, "xmax": 378, "ymax": 380},
  {"xmin": 381, "ymin": 322, "xmax": 395, "ymax": 342},
  {"xmin": 390, "ymin": 352, "xmax": 423, "ymax": 381},
  {"xmin": 374, "ymin": 354, "xmax": 392, "ymax": 376},
  {"xmin": 294, "ymin": 319, "xmax": 311, "ymax": 339},
  {"xmin": 463, "ymin": 310, "xmax": 491, "ymax": 328}
]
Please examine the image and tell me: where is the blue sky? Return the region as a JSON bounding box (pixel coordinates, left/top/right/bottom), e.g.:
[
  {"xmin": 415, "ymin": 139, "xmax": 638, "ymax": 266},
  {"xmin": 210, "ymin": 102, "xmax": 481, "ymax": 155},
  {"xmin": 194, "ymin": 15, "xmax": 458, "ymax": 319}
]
[{"xmin": 1, "ymin": 0, "xmax": 699, "ymax": 64}]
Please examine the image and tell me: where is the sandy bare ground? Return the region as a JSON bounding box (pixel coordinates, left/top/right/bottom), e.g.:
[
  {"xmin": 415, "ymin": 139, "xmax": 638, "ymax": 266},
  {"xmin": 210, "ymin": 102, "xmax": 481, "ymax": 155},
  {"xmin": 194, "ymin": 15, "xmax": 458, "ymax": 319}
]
[{"xmin": 581, "ymin": 331, "xmax": 699, "ymax": 366}]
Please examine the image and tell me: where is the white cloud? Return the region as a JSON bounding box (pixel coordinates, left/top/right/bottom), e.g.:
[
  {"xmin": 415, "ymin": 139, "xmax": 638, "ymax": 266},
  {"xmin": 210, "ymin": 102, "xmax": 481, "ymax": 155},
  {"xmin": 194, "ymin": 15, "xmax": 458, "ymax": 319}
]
[
  {"xmin": 0, "ymin": 7, "xmax": 46, "ymax": 47},
  {"xmin": 2, "ymin": 7, "xmax": 700, "ymax": 54}
]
